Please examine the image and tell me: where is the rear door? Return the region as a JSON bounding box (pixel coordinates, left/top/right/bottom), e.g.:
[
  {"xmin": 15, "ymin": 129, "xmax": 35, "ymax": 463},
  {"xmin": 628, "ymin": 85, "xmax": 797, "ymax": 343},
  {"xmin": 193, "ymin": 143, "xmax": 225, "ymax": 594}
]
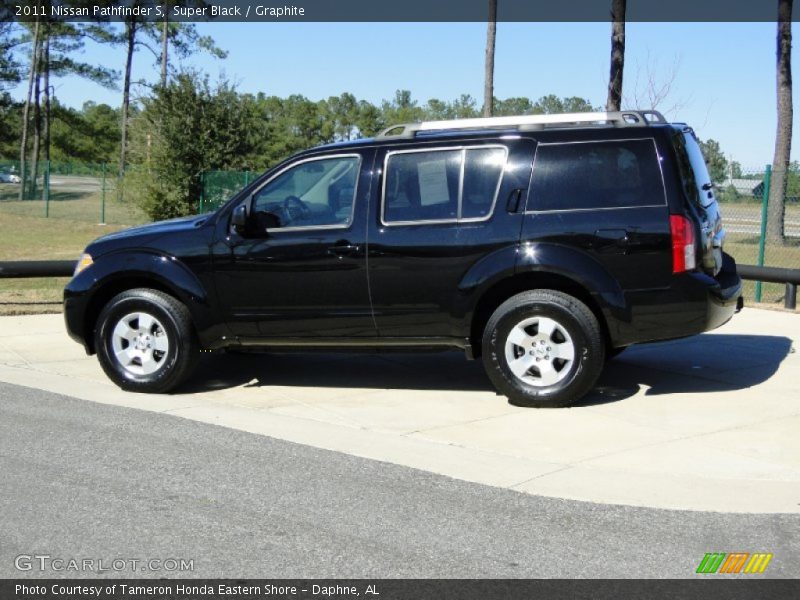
[
  {"xmin": 367, "ymin": 138, "xmax": 535, "ymax": 339},
  {"xmin": 520, "ymin": 136, "xmax": 672, "ymax": 291}
]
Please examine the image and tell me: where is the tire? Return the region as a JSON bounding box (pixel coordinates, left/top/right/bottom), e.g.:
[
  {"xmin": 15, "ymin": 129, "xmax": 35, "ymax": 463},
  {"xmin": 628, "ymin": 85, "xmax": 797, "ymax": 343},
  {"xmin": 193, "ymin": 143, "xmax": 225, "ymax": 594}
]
[
  {"xmin": 481, "ymin": 290, "xmax": 605, "ymax": 408},
  {"xmin": 95, "ymin": 288, "xmax": 198, "ymax": 393}
]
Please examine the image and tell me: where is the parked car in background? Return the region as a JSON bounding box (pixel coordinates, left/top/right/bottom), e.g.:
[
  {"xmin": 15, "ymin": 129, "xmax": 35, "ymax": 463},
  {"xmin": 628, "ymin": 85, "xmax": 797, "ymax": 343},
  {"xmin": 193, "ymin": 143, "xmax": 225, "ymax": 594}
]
[
  {"xmin": 0, "ymin": 171, "xmax": 21, "ymax": 184},
  {"xmin": 64, "ymin": 110, "xmax": 742, "ymax": 407}
]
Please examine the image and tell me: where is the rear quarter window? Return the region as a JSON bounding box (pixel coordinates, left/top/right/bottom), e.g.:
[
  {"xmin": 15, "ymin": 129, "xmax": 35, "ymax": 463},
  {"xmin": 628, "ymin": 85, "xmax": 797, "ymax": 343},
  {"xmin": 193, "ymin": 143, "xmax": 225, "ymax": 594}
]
[{"xmin": 530, "ymin": 139, "xmax": 665, "ymax": 211}]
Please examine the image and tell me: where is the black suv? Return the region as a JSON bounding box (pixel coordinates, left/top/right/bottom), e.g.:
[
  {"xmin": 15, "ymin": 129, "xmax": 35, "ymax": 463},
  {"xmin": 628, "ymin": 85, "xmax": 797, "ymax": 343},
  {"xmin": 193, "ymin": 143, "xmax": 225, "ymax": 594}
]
[{"xmin": 64, "ymin": 110, "xmax": 742, "ymax": 407}]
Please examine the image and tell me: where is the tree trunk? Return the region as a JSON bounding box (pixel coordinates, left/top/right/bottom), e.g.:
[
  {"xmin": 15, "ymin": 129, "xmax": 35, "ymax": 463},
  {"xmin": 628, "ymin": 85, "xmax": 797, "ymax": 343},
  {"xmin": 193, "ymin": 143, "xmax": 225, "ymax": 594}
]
[
  {"xmin": 19, "ymin": 19, "xmax": 40, "ymax": 201},
  {"xmin": 767, "ymin": 0, "xmax": 793, "ymax": 244},
  {"xmin": 119, "ymin": 22, "xmax": 136, "ymax": 182},
  {"xmin": 483, "ymin": 0, "xmax": 497, "ymax": 117},
  {"xmin": 606, "ymin": 0, "xmax": 626, "ymax": 111},
  {"xmin": 160, "ymin": 8, "xmax": 169, "ymax": 88},
  {"xmin": 43, "ymin": 28, "xmax": 50, "ymax": 163},
  {"xmin": 30, "ymin": 48, "xmax": 42, "ymax": 198}
]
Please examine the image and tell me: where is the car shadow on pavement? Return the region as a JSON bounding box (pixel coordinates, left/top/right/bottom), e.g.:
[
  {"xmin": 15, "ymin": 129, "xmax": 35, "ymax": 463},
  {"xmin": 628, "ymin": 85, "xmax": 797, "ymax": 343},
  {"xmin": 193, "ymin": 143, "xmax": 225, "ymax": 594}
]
[
  {"xmin": 179, "ymin": 334, "xmax": 793, "ymax": 406},
  {"xmin": 181, "ymin": 349, "xmax": 495, "ymax": 393},
  {"xmin": 576, "ymin": 333, "xmax": 794, "ymax": 407}
]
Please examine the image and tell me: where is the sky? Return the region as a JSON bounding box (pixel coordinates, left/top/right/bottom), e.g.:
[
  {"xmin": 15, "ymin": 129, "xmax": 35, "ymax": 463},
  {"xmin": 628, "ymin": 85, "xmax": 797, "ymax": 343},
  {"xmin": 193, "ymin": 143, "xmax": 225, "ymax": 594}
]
[{"xmin": 9, "ymin": 21, "xmax": 798, "ymax": 170}]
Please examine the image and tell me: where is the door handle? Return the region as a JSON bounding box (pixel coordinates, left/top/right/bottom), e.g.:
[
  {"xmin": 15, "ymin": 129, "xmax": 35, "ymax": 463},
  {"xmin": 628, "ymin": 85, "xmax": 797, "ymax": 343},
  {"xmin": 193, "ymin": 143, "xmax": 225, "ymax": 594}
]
[
  {"xmin": 327, "ymin": 242, "xmax": 360, "ymax": 257},
  {"xmin": 506, "ymin": 188, "xmax": 525, "ymax": 213},
  {"xmin": 593, "ymin": 229, "xmax": 629, "ymax": 253}
]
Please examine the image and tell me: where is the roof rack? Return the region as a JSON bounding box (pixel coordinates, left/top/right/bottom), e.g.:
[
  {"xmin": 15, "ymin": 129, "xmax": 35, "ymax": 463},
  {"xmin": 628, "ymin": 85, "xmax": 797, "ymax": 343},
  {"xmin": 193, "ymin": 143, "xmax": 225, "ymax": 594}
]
[{"xmin": 376, "ymin": 110, "xmax": 667, "ymax": 139}]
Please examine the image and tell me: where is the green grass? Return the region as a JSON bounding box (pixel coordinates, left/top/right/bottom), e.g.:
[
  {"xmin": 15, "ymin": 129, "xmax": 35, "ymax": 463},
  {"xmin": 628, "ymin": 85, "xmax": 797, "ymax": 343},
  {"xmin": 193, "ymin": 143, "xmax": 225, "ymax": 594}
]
[
  {"xmin": 725, "ymin": 233, "xmax": 800, "ymax": 306},
  {"xmin": 0, "ymin": 187, "xmax": 146, "ymax": 226},
  {"xmin": 0, "ymin": 277, "xmax": 71, "ymax": 315},
  {"xmin": 0, "ymin": 187, "xmax": 149, "ymax": 314},
  {"xmin": 0, "ymin": 208, "xmax": 144, "ymax": 260}
]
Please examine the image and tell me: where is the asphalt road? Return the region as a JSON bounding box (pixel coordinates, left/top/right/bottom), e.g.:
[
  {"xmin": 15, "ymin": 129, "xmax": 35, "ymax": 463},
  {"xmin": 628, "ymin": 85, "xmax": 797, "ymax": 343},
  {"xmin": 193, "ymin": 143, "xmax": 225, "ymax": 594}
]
[{"xmin": 0, "ymin": 381, "xmax": 797, "ymax": 579}]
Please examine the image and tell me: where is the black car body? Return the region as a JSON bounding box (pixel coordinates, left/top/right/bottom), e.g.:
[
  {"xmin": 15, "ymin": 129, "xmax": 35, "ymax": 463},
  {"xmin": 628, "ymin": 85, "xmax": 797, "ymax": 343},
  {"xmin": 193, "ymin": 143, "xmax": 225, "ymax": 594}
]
[{"xmin": 64, "ymin": 111, "xmax": 742, "ymax": 407}]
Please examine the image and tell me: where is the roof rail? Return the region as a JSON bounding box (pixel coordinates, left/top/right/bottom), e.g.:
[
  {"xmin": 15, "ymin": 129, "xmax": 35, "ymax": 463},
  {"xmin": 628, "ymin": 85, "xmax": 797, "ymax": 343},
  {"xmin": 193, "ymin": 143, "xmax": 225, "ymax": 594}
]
[{"xmin": 376, "ymin": 110, "xmax": 667, "ymax": 139}]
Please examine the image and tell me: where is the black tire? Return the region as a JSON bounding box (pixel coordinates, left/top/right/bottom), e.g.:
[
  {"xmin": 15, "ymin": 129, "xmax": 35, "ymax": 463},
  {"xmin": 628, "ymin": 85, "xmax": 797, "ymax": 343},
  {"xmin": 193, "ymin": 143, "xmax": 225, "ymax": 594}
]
[
  {"xmin": 481, "ymin": 290, "xmax": 605, "ymax": 408},
  {"xmin": 95, "ymin": 288, "xmax": 199, "ymax": 393}
]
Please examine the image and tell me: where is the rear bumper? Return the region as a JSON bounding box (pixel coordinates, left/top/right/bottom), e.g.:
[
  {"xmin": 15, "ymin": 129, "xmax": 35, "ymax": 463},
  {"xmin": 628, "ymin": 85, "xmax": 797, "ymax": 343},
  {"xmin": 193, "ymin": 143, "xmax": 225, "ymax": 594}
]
[
  {"xmin": 606, "ymin": 252, "xmax": 743, "ymax": 347},
  {"xmin": 705, "ymin": 252, "xmax": 743, "ymax": 329}
]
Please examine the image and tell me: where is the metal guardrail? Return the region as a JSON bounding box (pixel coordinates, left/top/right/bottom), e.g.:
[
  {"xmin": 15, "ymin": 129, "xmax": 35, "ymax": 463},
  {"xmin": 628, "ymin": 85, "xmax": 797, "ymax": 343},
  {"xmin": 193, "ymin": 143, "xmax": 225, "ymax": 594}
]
[
  {"xmin": 0, "ymin": 260, "xmax": 797, "ymax": 309},
  {"xmin": 738, "ymin": 264, "xmax": 799, "ymax": 310},
  {"xmin": 0, "ymin": 260, "xmax": 76, "ymax": 278}
]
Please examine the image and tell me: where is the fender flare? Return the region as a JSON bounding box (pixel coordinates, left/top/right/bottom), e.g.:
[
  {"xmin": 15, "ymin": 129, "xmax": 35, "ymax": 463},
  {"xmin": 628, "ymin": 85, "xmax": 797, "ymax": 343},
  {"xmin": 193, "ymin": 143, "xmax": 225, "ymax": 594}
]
[
  {"xmin": 515, "ymin": 242, "xmax": 627, "ymax": 311},
  {"xmin": 66, "ymin": 250, "xmax": 219, "ymax": 350},
  {"xmin": 458, "ymin": 243, "xmax": 631, "ymax": 349}
]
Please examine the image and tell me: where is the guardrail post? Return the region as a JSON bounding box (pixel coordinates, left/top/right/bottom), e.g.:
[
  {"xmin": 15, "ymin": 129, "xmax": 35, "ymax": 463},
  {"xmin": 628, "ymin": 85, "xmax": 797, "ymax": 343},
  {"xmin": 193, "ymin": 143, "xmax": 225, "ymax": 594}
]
[
  {"xmin": 755, "ymin": 165, "xmax": 771, "ymax": 302},
  {"xmin": 755, "ymin": 165, "xmax": 772, "ymax": 302},
  {"xmin": 787, "ymin": 283, "xmax": 797, "ymax": 310}
]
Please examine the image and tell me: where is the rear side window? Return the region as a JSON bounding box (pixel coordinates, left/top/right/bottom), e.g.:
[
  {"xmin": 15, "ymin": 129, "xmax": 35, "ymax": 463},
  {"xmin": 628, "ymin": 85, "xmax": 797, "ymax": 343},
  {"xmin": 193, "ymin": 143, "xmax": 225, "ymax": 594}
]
[
  {"xmin": 462, "ymin": 147, "xmax": 506, "ymax": 219},
  {"xmin": 383, "ymin": 146, "xmax": 507, "ymax": 224},
  {"xmin": 530, "ymin": 139, "xmax": 665, "ymax": 211}
]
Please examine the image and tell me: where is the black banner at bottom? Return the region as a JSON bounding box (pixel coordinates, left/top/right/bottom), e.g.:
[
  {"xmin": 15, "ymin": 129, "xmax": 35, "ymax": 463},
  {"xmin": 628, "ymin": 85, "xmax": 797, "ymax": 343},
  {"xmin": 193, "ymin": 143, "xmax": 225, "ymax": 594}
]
[{"xmin": 1, "ymin": 579, "xmax": 799, "ymax": 600}]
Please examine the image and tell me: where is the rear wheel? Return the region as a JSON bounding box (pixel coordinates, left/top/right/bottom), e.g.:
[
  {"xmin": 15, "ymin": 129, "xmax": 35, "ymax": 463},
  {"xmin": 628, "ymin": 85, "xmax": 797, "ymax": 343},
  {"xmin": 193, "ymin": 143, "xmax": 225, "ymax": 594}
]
[
  {"xmin": 482, "ymin": 290, "xmax": 605, "ymax": 408},
  {"xmin": 95, "ymin": 289, "xmax": 198, "ymax": 393}
]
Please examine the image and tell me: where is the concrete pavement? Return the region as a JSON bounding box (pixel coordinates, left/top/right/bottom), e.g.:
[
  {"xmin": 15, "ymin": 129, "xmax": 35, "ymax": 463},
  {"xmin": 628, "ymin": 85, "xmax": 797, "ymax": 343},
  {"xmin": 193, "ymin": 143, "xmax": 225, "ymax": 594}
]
[
  {"xmin": 0, "ymin": 308, "xmax": 798, "ymax": 513},
  {"xmin": 2, "ymin": 382, "xmax": 798, "ymax": 579}
]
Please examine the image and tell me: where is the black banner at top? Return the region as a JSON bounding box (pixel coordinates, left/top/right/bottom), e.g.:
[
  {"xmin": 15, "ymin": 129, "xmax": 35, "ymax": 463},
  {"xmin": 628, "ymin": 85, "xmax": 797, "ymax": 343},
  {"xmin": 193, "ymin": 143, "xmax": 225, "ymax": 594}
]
[{"xmin": 1, "ymin": 0, "xmax": 796, "ymax": 23}]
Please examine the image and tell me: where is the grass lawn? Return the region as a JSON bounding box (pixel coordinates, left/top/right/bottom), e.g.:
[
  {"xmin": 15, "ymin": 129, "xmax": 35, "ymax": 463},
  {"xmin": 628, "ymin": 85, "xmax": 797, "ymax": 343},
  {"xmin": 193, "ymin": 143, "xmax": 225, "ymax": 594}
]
[
  {"xmin": 0, "ymin": 189, "xmax": 148, "ymax": 315},
  {"xmin": 0, "ymin": 183, "xmax": 146, "ymax": 225},
  {"xmin": 725, "ymin": 233, "xmax": 800, "ymax": 305}
]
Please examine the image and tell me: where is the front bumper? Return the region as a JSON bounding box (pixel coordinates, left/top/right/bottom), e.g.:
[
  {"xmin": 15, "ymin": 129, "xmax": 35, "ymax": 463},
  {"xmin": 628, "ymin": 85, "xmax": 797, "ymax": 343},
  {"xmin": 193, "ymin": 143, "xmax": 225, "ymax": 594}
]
[{"xmin": 63, "ymin": 285, "xmax": 93, "ymax": 354}]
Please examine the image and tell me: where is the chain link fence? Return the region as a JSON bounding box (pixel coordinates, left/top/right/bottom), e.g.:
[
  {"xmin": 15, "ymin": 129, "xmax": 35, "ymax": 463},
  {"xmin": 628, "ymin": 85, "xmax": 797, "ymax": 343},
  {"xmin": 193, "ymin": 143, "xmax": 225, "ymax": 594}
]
[
  {"xmin": 199, "ymin": 169, "xmax": 257, "ymax": 213},
  {"xmin": 0, "ymin": 159, "xmax": 147, "ymax": 226},
  {"xmin": 717, "ymin": 166, "xmax": 800, "ymax": 305}
]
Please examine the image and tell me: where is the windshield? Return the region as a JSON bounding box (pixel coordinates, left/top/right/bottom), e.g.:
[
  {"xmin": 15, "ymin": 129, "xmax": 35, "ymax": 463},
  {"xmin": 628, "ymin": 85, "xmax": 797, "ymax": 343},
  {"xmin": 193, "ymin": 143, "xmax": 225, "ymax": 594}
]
[{"xmin": 672, "ymin": 129, "xmax": 716, "ymax": 209}]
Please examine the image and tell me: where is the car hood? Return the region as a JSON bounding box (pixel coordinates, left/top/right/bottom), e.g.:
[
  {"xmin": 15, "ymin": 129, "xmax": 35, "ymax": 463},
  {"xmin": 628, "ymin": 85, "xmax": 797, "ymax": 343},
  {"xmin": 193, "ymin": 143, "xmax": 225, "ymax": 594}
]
[{"xmin": 86, "ymin": 215, "xmax": 209, "ymax": 256}]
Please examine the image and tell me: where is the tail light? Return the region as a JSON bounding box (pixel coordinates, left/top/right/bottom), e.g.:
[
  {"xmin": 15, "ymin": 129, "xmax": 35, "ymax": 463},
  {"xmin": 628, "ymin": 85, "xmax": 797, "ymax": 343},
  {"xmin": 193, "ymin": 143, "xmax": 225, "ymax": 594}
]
[{"xmin": 670, "ymin": 214, "xmax": 696, "ymax": 273}]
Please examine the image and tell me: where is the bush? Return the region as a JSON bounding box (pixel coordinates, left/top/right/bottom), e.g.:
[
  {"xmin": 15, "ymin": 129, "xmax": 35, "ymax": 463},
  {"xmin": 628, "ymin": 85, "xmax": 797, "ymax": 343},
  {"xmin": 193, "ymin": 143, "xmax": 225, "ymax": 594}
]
[{"xmin": 128, "ymin": 72, "xmax": 255, "ymax": 221}]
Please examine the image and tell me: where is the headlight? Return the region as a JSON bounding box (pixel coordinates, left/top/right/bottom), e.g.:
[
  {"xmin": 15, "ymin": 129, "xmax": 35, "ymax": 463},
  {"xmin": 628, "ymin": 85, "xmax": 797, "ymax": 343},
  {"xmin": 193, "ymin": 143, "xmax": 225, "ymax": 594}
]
[{"xmin": 74, "ymin": 253, "xmax": 93, "ymax": 276}]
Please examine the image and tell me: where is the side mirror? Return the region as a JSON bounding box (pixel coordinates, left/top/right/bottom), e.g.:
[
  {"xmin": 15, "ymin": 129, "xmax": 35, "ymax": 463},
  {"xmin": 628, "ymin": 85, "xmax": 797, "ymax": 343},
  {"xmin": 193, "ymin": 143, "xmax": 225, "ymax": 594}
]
[{"xmin": 231, "ymin": 204, "xmax": 248, "ymax": 232}]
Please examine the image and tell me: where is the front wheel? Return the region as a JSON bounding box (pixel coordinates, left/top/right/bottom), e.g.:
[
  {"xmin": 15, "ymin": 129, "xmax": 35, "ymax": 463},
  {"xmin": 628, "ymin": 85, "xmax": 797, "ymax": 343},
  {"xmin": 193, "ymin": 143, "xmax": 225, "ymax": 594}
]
[
  {"xmin": 482, "ymin": 290, "xmax": 605, "ymax": 408},
  {"xmin": 95, "ymin": 289, "xmax": 198, "ymax": 393}
]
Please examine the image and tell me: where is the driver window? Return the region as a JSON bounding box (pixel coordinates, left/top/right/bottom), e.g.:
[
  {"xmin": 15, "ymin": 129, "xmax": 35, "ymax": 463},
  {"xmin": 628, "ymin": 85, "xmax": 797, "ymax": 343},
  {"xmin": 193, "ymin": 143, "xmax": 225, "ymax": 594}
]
[{"xmin": 251, "ymin": 155, "xmax": 360, "ymax": 229}]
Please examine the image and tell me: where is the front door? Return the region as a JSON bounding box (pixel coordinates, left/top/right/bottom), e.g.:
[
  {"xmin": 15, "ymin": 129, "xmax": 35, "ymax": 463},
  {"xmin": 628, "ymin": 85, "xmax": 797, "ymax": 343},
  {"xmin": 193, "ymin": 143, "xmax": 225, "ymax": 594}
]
[{"xmin": 212, "ymin": 150, "xmax": 377, "ymax": 339}]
